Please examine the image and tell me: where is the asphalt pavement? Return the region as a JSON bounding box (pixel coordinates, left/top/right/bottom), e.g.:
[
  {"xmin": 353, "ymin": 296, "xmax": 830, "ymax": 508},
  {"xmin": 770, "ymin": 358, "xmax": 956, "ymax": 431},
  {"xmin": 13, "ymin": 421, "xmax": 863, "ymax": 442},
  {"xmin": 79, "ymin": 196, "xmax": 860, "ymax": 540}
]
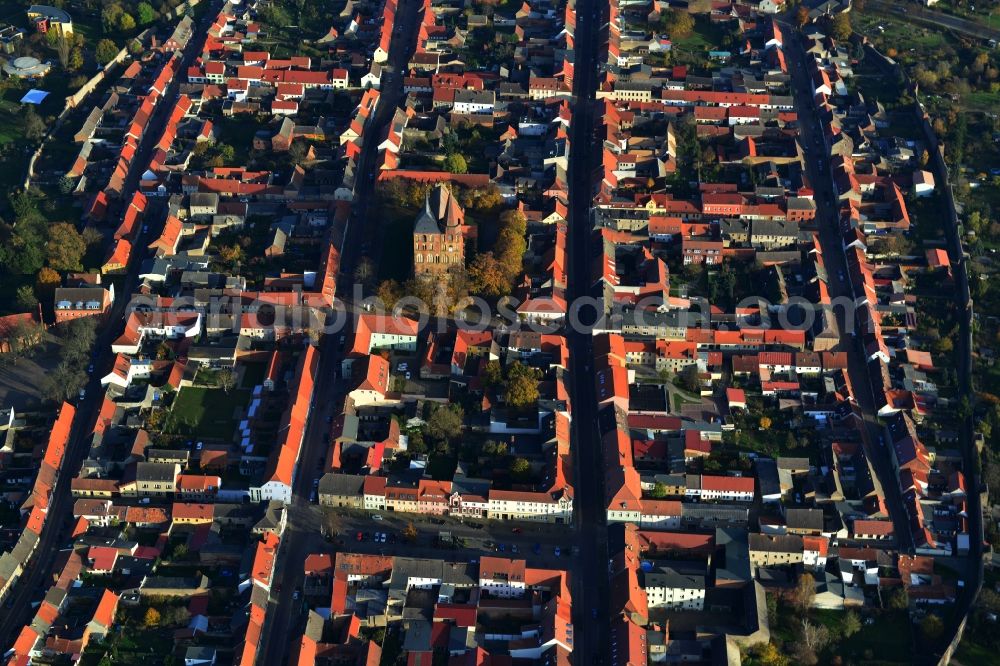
[
  {"xmin": 327, "ymin": 510, "xmax": 577, "ymax": 564},
  {"xmin": 564, "ymin": 0, "xmax": 610, "ymax": 664},
  {"xmin": 781, "ymin": 20, "xmax": 915, "ymax": 554}
]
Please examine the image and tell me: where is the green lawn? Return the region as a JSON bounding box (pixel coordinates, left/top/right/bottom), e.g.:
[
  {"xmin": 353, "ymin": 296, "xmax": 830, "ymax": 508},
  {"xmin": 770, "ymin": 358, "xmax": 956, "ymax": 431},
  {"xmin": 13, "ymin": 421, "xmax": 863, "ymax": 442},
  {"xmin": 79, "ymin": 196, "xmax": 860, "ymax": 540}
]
[
  {"xmin": 671, "ymin": 392, "xmax": 699, "ymax": 412},
  {"xmin": 79, "ymin": 621, "xmax": 175, "ymax": 666},
  {"xmin": 213, "ymin": 114, "xmax": 270, "ymax": 164},
  {"xmin": 852, "ymin": 72, "xmax": 904, "ymax": 108},
  {"xmin": 169, "ymin": 386, "xmax": 250, "ymax": 441},
  {"xmin": 668, "ymin": 19, "xmax": 731, "ymax": 70},
  {"xmin": 967, "ymin": 175, "xmax": 1000, "ymax": 206},
  {"xmin": 855, "ymin": 12, "xmax": 949, "ymax": 51},
  {"xmin": 879, "ymin": 0, "xmax": 1000, "ymax": 35},
  {"xmin": 961, "ymin": 90, "xmax": 1000, "ymax": 112},
  {"xmin": 897, "ymin": 30, "xmax": 948, "ymax": 50},
  {"xmin": 819, "ymin": 610, "xmax": 914, "ymax": 663},
  {"xmin": 976, "ymin": 354, "xmax": 1000, "ymax": 398},
  {"xmin": 670, "ymin": 17, "xmax": 728, "ymax": 52},
  {"xmin": 908, "ymin": 192, "xmax": 950, "ymax": 243},
  {"xmin": 954, "ymin": 638, "xmax": 995, "ymax": 665}
]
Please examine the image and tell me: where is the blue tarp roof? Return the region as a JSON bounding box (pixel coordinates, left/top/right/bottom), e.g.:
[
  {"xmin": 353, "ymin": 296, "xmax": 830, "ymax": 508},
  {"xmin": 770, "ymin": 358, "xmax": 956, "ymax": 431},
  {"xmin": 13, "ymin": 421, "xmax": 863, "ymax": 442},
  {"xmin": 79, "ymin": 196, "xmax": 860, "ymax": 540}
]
[{"xmin": 20, "ymin": 89, "xmax": 49, "ymax": 104}]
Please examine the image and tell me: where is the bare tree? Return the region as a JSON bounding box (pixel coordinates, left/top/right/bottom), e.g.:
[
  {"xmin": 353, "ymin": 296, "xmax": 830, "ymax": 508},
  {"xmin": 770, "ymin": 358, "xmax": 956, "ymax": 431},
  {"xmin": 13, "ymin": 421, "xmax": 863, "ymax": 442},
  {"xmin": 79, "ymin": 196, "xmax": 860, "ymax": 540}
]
[
  {"xmin": 788, "ymin": 619, "xmax": 831, "ymax": 665},
  {"xmin": 800, "ymin": 619, "xmax": 829, "ymax": 650},
  {"xmin": 217, "ymin": 369, "xmax": 236, "ymax": 393},
  {"xmin": 354, "ymin": 257, "xmax": 376, "ymax": 288},
  {"xmin": 7, "ymin": 319, "xmax": 44, "ymax": 358},
  {"xmin": 56, "ymin": 34, "xmax": 70, "ymax": 68},
  {"xmin": 43, "ymin": 362, "xmax": 86, "ymax": 403},
  {"xmin": 322, "ymin": 508, "xmax": 342, "ymax": 539},
  {"xmin": 792, "ymin": 572, "xmax": 816, "ymax": 611}
]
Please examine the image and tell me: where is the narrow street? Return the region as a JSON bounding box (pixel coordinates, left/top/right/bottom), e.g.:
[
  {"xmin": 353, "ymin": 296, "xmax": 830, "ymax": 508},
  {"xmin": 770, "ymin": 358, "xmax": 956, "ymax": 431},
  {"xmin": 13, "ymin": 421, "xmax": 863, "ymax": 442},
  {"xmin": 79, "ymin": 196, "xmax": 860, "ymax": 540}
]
[
  {"xmin": 565, "ymin": 0, "xmax": 610, "ymax": 665},
  {"xmin": 253, "ymin": 0, "xmax": 423, "ymax": 662},
  {"xmin": 781, "ymin": 20, "xmax": 915, "ymax": 554}
]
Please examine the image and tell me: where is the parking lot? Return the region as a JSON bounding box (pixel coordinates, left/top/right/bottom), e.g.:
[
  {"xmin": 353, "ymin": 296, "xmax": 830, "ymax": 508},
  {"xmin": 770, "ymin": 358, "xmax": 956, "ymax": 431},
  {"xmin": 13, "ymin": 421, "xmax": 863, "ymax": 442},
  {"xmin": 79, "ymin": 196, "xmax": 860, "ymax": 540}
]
[{"xmin": 320, "ymin": 507, "xmax": 579, "ymax": 567}]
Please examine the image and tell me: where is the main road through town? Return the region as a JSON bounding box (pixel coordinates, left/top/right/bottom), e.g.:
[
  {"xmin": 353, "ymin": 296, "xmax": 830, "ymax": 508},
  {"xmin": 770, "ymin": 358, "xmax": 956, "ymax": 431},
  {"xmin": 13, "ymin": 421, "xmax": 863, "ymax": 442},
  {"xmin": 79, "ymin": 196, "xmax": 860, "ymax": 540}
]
[
  {"xmin": 564, "ymin": 0, "xmax": 610, "ymax": 664},
  {"xmin": 259, "ymin": 0, "xmax": 615, "ymax": 662}
]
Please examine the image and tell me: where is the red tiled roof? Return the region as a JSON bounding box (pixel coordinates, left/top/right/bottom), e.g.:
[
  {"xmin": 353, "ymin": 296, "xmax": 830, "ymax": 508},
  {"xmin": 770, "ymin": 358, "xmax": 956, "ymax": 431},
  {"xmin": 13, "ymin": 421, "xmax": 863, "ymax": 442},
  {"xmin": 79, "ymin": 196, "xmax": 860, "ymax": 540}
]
[
  {"xmin": 853, "ymin": 519, "xmax": 894, "ymax": 536},
  {"xmin": 701, "ymin": 475, "xmax": 754, "ymax": 493},
  {"xmin": 88, "ymin": 546, "xmax": 119, "ymax": 571},
  {"xmin": 251, "ymin": 532, "xmax": 280, "ymax": 587},
  {"xmin": 802, "ymin": 535, "xmax": 829, "ymax": 555},
  {"xmin": 480, "ymin": 556, "xmax": 525, "ymax": 582},
  {"xmin": 91, "ymin": 589, "xmax": 119, "ymax": 628},
  {"xmin": 176, "ymin": 474, "xmax": 221, "ymax": 491},
  {"xmin": 171, "ymin": 502, "xmax": 214, "ymax": 522},
  {"xmin": 304, "ymin": 553, "xmax": 333, "ymax": 576}
]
